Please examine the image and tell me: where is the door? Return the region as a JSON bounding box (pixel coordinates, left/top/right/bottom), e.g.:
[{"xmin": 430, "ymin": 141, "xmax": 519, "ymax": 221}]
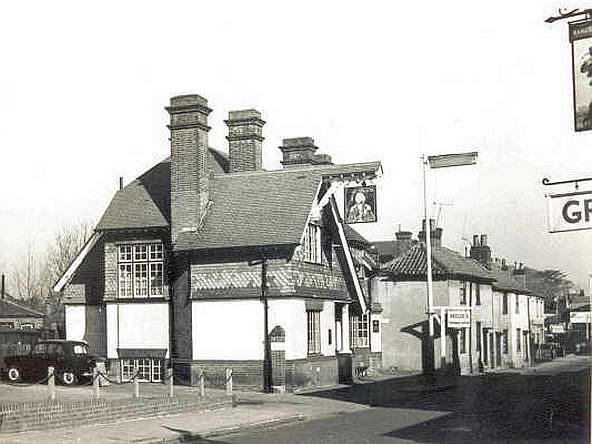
[
  {"xmin": 483, "ymin": 331, "xmax": 489, "ymax": 367},
  {"xmin": 495, "ymin": 332, "xmax": 502, "ymax": 367},
  {"xmin": 489, "ymin": 334, "xmax": 495, "ymax": 369}
]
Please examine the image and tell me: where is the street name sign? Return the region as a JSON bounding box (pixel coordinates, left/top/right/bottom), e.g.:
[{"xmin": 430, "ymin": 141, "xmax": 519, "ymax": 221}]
[
  {"xmin": 546, "ymin": 190, "xmax": 592, "ymax": 233},
  {"xmin": 447, "ymin": 309, "xmax": 471, "ymax": 328}
]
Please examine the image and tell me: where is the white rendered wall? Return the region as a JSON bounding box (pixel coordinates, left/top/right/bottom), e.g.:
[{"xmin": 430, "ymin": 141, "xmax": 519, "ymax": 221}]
[
  {"xmin": 370, "ymin": 312, "xmax": 382, "ymax": 353},
  {"xmin": 320, "ymin": 301, "xmax": 336, "ymax": 357},
  {"xmin": 106, "ymin": 303, "xmax": 169, "ymax": 359},
  {"xmin": 65, "ymin": 305, "xmax": 86, "ymax": 341},
  {"xmin": 268, "ymin": 299, "xmax": 307, "ymax": 360},
  {"xmin": 193, "ymin": 300, "xmax": 264, "ymax": 360}
]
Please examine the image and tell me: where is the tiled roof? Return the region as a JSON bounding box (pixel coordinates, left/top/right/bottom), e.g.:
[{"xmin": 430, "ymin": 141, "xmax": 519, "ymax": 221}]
[
  {"xmin": 174, "ymin": 169, "xmax": 322, "ymax": 250},
  {"xmin": 489, "ymin": 264, "xmax": 531, "ymax": 294},
  {"xmin": 385, "ymin": 243, "xmax": 495, "ymax": 281},
  {"xmin": 344, "ymin": 225, "xmax": 371, "ymax": 247},
  {"xmin": 96, "ymin": 149, "xmax": 228, "ymax": 231},
  {"xmin": 0, "ymin": 298, "xmax": 45, "ymax": 318}
]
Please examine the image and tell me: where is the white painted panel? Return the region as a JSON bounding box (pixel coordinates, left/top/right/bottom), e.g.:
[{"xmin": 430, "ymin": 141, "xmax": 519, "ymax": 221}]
[
  {"xmin": 193, "ymin": 300, "xmax": 263, "ymax": 360},
  {"xmin": 320, "ymin": 301, "xmax": 336, "ymax": 356},
  {"xmin": 106, "ymin": 303, "xmax": 169, "ymax": 359},
  {"xmin": 106, "ymin": 304, "xmax": 119, "ymax": 359},
  {"xmin": 370, "ymin": 312, "xmax": 381, "ymax": 353},
  {"xmin": 269, "ymin": 299, "xmax": 307, "ymax": 360},
  {"xmin": 65, "ymin": 305, "xmax": 85, "ymax": 341}
]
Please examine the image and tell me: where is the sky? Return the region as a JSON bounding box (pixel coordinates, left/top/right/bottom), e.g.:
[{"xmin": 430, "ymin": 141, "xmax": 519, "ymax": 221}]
[{"xmin": 1, "ymin": 0, "xmax": 591, "ymax": 292}]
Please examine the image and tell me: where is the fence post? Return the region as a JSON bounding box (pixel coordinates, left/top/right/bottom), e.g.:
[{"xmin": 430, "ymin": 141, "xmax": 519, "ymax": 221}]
[
  {"xmin": 200, "ymin": 371, "xmax": 205, "ymax": 397},
  {"xmin": 47, "ymin": 366, "xmax": 56, "ymax": 401},
  {"xmin": 93, "ymin": 366, "xmax": 100, "ymax": 398},
  {"xmin": 133, "ymin": 362, "xmax": 140, "ymax": 398},
  {"xmin": 226, "ymin": 368, "xmax": 233, "ymax": 396},
  {"xmin": 168, "ymin": 367, "xmax": 174, "ymax": 398}
]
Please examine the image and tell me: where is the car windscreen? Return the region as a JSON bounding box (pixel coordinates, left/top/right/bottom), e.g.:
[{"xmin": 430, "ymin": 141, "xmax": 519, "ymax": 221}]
[{"xmin": 73, "ymin": 344, "xmax": 89, "ymax": 355}]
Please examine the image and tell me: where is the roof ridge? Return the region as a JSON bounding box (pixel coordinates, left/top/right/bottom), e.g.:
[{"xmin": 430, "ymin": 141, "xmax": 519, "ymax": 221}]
[{"xmin": 213, "ymin": 161, "xmax": 381, "ymax": 178}]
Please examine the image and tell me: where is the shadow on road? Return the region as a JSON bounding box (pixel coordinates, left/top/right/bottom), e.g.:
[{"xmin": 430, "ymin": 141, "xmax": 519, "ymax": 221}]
[{"xmin": 303, "ymin": 368, "xmax": 590, "ymax": 442}]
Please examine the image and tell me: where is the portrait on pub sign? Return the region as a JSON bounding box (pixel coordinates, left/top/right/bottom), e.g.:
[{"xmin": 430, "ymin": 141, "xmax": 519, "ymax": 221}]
[
  {"xmin": 570, "ymin": 19, "xmax": 592, "ymax": 132},
  {"xmin": 344, "ymin": 185, "xmax": 377, "ymax": 224}
]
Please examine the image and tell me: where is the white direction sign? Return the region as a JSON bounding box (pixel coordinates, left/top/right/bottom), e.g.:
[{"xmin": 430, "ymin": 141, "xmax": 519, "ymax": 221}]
[
  {"xmin": 447, "ymin": 309, "xmax": 471, "ymax": 328},
  {"xmin": 570, "ymin": 312, "xmax": 592, "ymax": 324},
  {"xmin": 546, "ymin": 190, "xmax": 592, "ymax": 233}
]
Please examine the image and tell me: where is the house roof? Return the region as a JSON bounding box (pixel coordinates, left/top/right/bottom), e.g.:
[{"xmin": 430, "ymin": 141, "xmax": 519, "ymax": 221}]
[
  {"xmin": 174, "ymin": 168, "xmax": 322, "ymax": 251},
  {"xmin": 96, "ymin": 149, "xmax": 228, "ymax": 231},
  {"xmin": 0, "ymin": 297, "xmax": 45, "ymax": 319},
  {"xmin": 384, "ymin": 243, "xmax": 495, "ymax": 282},
  {"xmin": 344, "ymin": 225, "xmax": 371, "ymax": 248},
  {"xmin": 489, "ymin": 264, "xmax": 531, "ymax": 294}
]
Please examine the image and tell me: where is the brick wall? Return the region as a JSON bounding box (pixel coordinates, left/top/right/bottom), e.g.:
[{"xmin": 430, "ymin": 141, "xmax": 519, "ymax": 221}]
[
  {"xmin": 187, "ymin": 360, "xmax": 264, "ymax": 391},
  {"xmin": 351, "ymin": 348, "xmax": 382, "ymax": 376},
  {"xmin": 0, "ymin": 395, "xmax": 232, "ymax": 434},
  {"xmin": 286, "ymin": 355, "xmax": 338, "ymax": 389}
]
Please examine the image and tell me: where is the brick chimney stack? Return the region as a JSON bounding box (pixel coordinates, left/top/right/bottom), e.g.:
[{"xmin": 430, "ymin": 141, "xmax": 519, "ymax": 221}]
[
  {"xmin": 279, "ymin": 137, "xmax": 318, "ymax": 167},
  {"xmin": 470, "ymin": 233, "xmax": 492, "ymax": 265},
  {"xmin": 225, "ymin": 109, "xmax": 265, "ymax": 173},
  {"xmin": 166, "ymin": 94, "xmax": 212, "ymax": 242},
  {"xmin": 418, "ymin": 219, "xmax": 443, "ymax": 248}
]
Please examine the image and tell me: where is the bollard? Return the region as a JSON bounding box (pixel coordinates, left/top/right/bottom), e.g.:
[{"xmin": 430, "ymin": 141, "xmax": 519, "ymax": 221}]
[
  {"xmin": 47, "ymin": 366, "xmax": 56, "ymax": 401},
  {"xmin": 168, "ymin": 367, "xmax": 174, "ymax": 398},
  {"xmin": 93, "ymin": 367, "xmax": 100, "ymax": 399},
  {"xmin": 226, "ymin": 368, "xmax": 232, "ymax": 396},
  {"xmin": 133, "ymin": 363, "xmax": 140, "ymax": 398},
  {"xmin": 200, "ymin": 371, "xmax": 205, "ymax": 397}
]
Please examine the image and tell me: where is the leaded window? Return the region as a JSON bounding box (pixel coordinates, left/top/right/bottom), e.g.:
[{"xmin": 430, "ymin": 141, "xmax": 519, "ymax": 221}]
[
  {"xmin": 118, "ymin": 243, "xmax": 164, "ymax": 298},
  {"xmin": 350, "ymin": 314, "xmax": 369, "ymax": 348},
  {"xmin": 303, "ymin": 224, "xmax": 322, "ymax": 264},
  {"xmin": 307, "ymin": 310, "xmax": 321, "ymax": 354}
]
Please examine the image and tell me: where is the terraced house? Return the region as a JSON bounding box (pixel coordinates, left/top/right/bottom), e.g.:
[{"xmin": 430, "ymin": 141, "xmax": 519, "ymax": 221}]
[
  {"xmin": 54, "ymin": 94, "xmax": 382, "ymax": 390},
  {"xmin": 372, "ymin": 224, "xmax": 545, "ymax": 375}
]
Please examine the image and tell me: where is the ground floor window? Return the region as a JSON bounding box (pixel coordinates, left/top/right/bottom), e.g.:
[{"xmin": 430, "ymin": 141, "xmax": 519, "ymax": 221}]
[
  {"xmin": 350, "ymin": 313, "xmax": 369, "ymax": 348},
  {"xmin": 502, "ymin": 329, "xmax": 509, "ymax": 354},
  {"xmin": 307, "ymin": 310, "xmax": 321, "ymax": 354},
  {"xmin": 516, "ymin": 328, "xmax": 521, "ymax": 352},
  {"xmin": 121, "ymin": 358, "xmax": 162, "ymax": 382},
  {"xmin": 475, "ymin": 322, "xmax": 481, "ymax": 351}
]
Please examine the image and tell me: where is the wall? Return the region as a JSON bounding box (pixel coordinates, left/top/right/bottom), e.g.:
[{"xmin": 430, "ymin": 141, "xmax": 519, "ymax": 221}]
[
  {"xmin": 106, "ymin": 303, "xmax": 169, "ymax": 359},
  {"xmin": 375, "ymin": 278, "xmax": 453, "ymax": 373},
  {"xmin": 64, "ymin": 304, "xmax": 106, "ymax": 357}
]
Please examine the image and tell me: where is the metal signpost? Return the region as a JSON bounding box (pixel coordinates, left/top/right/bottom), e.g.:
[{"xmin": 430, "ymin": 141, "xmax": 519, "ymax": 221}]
[{"xmin": 422, "ymin": 152, "xmax": 477, "ymax": 374}]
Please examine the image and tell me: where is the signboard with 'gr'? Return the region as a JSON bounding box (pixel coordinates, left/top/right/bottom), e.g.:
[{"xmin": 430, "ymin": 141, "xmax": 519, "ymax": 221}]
[{"xmin": 546, "ymin": 190, "xmax": 592, "ymax": 233}]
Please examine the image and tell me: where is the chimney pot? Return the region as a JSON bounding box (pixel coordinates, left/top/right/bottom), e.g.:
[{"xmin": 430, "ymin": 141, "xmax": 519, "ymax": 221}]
[
  {"xmin": 472, "ymin": 235, "xmax": 480, "ymax": 246},
  {"xmin": 480, "ymin": 234, "xmax": 488, "ymax": 246}
]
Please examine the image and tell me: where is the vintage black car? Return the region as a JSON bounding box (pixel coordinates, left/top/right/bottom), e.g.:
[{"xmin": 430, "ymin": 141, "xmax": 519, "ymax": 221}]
[{"xmin": 4, "ymin": 339, "xmax": 96, "ymax": 385}]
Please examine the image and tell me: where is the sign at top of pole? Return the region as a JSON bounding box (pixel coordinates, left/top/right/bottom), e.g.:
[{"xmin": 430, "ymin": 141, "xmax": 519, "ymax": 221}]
[{"xmin": 428, "ymin": 152, "xmax": 478, "ymax": 169}]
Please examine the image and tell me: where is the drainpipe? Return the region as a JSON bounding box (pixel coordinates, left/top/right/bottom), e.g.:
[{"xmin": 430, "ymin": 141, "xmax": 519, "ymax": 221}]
[
  {"xmin": 527, "ymin": 296, "xmax": 533, "ymax": 366},
  {"xmin": 468, "ymin": 282, "xmax": 473, "ymax": 374},
  {"xmin": 261, "ymin": 255, "xmax": 272, "ymax": 393}
]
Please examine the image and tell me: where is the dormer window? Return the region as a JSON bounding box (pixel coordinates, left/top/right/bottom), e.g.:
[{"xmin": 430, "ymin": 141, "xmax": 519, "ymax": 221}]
[{"xmin": 303, "ymin": 223, "xmax": 322, "ymax": 264}]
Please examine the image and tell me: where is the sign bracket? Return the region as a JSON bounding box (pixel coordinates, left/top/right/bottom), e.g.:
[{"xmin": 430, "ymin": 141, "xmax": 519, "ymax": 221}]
[
  {"xmin": 545, "ymin": 8, "xmax": 592, "ymax": 24},
  {"xmin": 542, "ymin": 176, "xmax": 592, "ymax": 190}
]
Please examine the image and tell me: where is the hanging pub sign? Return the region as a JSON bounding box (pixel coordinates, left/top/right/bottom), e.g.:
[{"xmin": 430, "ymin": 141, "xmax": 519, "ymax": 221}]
[
  {"xmin": 546, "ymin": 189, "xmax": 592, "ymax": 233},
  {"xmin": 569, "ymin": 19, "xmax": 592, "ymax": 131},
  {"xmin": 344, "ymin": 185, "xmax": 377, "ymax": 224}
]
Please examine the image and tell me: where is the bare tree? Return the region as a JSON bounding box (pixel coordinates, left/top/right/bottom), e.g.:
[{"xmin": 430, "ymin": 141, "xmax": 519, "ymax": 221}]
[
  {"xmin": 9, "ymin": 221, "xmax": 94, "ymax": 331},
  {"xmin": 11, "ymin": 238, "xmax": 46, "ymax": 310},
  {"xmin": 44, "ymin": 221, "xmax": 94, "ymax": 330}
]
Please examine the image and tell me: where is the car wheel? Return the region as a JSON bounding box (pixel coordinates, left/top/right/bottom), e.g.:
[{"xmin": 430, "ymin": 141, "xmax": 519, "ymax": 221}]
[
  {"xmin": 61, "ymin": 371, "xmax": 78, "ymax": 386},
  {"xmin": 7, "ymin": 367, "xmax": 21, "ymax": 383}
]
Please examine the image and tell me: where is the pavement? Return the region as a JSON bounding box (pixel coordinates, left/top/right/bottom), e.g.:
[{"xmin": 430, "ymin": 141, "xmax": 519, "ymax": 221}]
[{"xmin": 0, "ymin": 355, "xmax": 588, "ymax": 443}]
